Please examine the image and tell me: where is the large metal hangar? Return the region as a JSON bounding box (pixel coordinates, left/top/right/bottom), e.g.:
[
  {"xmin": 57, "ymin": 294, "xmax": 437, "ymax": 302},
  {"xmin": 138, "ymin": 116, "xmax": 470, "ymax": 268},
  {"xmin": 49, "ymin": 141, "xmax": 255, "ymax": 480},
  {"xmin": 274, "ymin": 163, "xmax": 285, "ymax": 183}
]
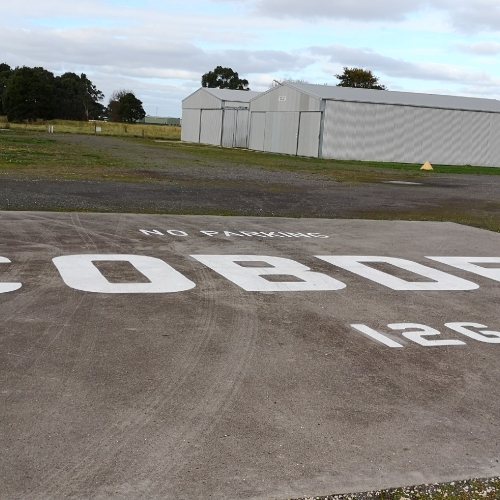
[
  {"xmin": 181, "ymin": 88, "xmax": 261, "ymax": 148},
  {"xmin": 248, "ymin": 82, "xmax": 500, "ymax": 166}
]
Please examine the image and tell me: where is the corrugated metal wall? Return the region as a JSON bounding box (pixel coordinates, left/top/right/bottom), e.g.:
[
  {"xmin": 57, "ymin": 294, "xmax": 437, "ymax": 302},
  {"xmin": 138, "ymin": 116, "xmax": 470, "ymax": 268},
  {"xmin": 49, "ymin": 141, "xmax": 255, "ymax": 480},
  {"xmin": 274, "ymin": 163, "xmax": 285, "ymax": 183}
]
[
  {"xmin": 491, "ymin": 113, "xmax": 500, "ymax": 163},
  {"xmin": 221, "ymin": 109, "xmax": 250, "ymax": 148},
  {"xmin": 183, "ymin": 89, "xmax": 222, "ymax": 109},
  {"xmin": 297, "ymin": 112, "xmax": 321, "ymax": 157},
  {"xmin": 235, "ymin": 109, "xmax": 250, "ymax": 147},
  {"xmin": 250, "ymin": 86, "xmax": 321, "ymax": 112},
  {"xmin": 321, "ymin": 101, "xmax": 500, "ymax": 166},
  {"xmin": 199, "ymin": 109, "xmax": 223, "ymax": 145},
  {"xmin": 247, "ymin": 111, "xmax": 321, "ymax": 157},
  {"xmin": 248, "ymin": 113, "xmax": 266, "ymax": 151},
  {"xmin": 180, "ymin": 109, "xmax": 201, "ymax": 142},
  {"xmin": 263, "ymin": 112, "xmax": 300, "ymax": 155},
  {"xmin": 223, "ymin": 101, "xmax": 250, "ymax": 108},
  {"xmin": 221, "ymin": 109, "xmax": 237, "ymax": 147}
]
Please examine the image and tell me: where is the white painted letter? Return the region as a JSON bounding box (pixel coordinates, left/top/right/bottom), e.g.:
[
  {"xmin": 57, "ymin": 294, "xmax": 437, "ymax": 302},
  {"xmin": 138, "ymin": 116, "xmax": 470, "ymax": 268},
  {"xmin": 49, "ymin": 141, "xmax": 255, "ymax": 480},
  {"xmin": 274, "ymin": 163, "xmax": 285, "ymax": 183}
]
[
  {"xmin": 140, "ymin": 229, "xmax": 164, "ymax": 236},
  {"xmin": 53, "ymin": 254, "xmax": 195, "ymax": 293},
  {"xmin": 0, "ymin": 257, "xmax": 22, "ymax": 293},
  {"xmin": 166, "ymin": 230, "xmax": 188, "ymax": 237},
  {"xmin": 427, "ymin": 257, "xmax": 500, "ymax": 282},
  {"xmin": 388, "ymin": 323, "xmax": 466, "ymax": 346},
  {"xmin": 315, "ymin": 256, "xmax": 478, "ymax": 290},
  {"xmin": 191, "ymin": 255, "xmax": 345, "ymax": 291},
  {"xmin": 350, "ymin": 324, "xmax": 403, "ymax": 348},
  {"xmin": 445, "ymin": 322, "xmax": 500, "ymax": 343}
]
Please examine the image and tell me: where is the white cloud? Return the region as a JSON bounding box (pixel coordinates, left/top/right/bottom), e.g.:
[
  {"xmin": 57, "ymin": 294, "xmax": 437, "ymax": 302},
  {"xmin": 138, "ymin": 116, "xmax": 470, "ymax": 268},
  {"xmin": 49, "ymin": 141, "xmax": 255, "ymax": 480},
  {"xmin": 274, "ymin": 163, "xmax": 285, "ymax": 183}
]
[
  {"xmin": 213, "ymin": 0, "xmax": 500, "ymax": 32},
  {"xmin": 2, "ymin": 0, "xmax": 500, "ymax": 115},
  {"xmin": 310, "ymin": 44, "xmax": 500, "ymax": 86},
  {"xmin": 459, "ymin": 41, "xmax": 500, "ymax": 55},
  {"xmin": 251, "ymin": 0, "xmax": 427, "ymax": 21}
]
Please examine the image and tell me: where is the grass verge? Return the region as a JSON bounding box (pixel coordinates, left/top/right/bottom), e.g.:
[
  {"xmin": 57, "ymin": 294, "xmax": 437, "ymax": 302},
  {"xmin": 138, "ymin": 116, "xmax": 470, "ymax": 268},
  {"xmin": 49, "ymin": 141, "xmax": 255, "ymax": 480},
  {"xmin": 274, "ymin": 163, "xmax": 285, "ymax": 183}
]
[
  {"xmin": 148, "ymin": 139, "xmax": 500, "ymax": 178},
  {"xmin": 0, "ymin": 133, "xmax": 131, "ymax": 179},
  {"xmin": 291, "ymin": 477, "xmax": 500, "ymax": 500},
  {"xmin": 0, "ymin": 131, "xmax": 499, "ymax": 233},
  {"xmin": 0, "ymin": 116, "xmax": 181, "ymax": 140}
]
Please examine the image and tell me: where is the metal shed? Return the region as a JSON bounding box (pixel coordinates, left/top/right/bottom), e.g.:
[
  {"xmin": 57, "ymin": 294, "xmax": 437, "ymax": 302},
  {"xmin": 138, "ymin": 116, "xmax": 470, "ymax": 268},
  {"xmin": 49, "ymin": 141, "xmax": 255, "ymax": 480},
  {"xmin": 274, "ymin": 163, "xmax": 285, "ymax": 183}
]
[
  {"xmin": 248, "ymin": 83, "xmax": 500, "ymax": 166},
  {"xmin": 181, "ymin": 88, "xmax": 261, "ymax": 148}
]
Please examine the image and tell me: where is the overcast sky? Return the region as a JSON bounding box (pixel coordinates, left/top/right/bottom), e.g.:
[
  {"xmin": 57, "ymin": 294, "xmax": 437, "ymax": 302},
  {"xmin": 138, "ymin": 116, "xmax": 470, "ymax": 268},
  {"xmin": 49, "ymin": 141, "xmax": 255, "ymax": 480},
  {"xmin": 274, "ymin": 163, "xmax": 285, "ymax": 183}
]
[{"xmin": 2, "ymin": 0, "xmax": 500, "ymax": 116}]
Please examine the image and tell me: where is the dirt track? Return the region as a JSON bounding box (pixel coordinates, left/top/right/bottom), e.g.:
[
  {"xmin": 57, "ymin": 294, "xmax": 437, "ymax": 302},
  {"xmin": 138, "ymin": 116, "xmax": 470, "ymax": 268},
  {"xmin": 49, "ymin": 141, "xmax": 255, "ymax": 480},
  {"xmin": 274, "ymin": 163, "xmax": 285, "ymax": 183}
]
[{"xmin": 1, "ymin": 133, "xmax": 499, "ymax": 226}]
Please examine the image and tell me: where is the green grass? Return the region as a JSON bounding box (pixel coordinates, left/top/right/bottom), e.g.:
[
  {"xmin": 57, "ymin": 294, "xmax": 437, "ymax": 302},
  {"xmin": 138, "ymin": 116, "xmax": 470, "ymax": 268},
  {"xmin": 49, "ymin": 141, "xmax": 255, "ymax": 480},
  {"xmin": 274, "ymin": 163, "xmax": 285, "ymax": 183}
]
[
  {"xmin": 0, "ymin": 116, "xmax": 181, "ymax": 140},
  {"xmin": 0, "ymin": 130, "xmax": 499, "ymax": 233},
  {"xmin": 294, "ymin": 477, "xmax": 500, "ymax": 500},
  {"xmin": 0, "ymin": 134, "xmax": 130, "ymax": 178},
  {"xmin": 148, "ymin": 139, "xmax": 500, "ymax": 180}
]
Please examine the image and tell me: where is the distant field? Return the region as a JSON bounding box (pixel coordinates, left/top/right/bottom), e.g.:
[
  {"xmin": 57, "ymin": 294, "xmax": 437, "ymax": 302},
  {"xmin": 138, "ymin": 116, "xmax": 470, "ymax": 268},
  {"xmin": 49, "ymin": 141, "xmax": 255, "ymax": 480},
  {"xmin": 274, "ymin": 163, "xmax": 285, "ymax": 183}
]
[{"xmin": 0, "ymin": 116, "xmax": 181, "ymax": 140}]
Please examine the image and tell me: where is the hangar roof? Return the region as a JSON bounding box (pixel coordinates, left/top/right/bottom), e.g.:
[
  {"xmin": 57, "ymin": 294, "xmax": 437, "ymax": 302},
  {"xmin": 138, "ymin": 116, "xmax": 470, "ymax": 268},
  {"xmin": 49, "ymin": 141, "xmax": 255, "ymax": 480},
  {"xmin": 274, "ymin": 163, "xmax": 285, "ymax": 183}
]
[
  {"xmin": 200, "ymin": 88, "xmax": 261, "ymax": 102},
  {"xmin": 282, "ymin": 82, "xmax": 500, "ymax": 113}
]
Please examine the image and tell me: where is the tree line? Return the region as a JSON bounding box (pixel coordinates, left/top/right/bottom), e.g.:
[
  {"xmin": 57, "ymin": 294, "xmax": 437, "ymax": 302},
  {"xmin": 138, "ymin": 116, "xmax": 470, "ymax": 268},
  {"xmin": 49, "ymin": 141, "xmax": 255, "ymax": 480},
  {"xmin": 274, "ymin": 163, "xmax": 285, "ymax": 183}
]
[
  {"xmin": 201, "ymin": 66, "xmax": 386, "ymax": 91},
  {"xmin": 0, "ymin": 63, "xmax": 145, "ymax": 123}
]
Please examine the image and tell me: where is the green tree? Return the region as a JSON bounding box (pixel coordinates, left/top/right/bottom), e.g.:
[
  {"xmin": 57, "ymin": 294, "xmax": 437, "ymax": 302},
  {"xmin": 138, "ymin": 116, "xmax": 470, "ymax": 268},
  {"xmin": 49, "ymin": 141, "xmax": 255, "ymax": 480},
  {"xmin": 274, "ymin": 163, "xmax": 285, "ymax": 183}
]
[
  {"xmin": 55, "ymin": 72, "xmax": 105, "ymax": 120},
  {"xmin": 118, "ymin": 93, "xmax": 145, "ymax": 122},
  {"xmin": 107, "ymin": 90, "xmax": 145, "ymax": 122},
  {"xmin": 335, "ymin": 67, "xmax": 387, "ymax": 90},
  {"xmin": 3, "ymin": 66, "xmax": 56, "ymax": 122},
  {"xmin": 107, "ymin": 89, "xmax": 129, "ymax": 122},
  {"xmin": 201, "ymin": 66, "xmax": 250, "ymax": 90},
  {"xmin": 79, "ymin": 73, "xmax": 105, "ymax": 120},
  {"xmin": 0, "ymin": 63, "xmax": 13, "ymax": 115}
]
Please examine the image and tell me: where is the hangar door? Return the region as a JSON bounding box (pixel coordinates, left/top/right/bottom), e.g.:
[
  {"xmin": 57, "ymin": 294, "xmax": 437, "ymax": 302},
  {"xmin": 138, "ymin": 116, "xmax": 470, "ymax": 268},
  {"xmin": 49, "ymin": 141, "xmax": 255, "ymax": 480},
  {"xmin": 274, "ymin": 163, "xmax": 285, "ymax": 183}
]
[
  {"xmin": 297, "ymin": 112, "xmax": 321, "ymax": 157},
  {"xmin": 248, "ymin": 112, "xmax": 266, "ymax": 151},
  {"xmin": 199, "ymin": 109, "xmax": 223, "ymax": 146},
  {"xmin": 221, "ymin": 109, "xmax": 250, "ymax": 148},
  {"xmin": 263, "ymin": 112, "xmax": 300, "ymax": 155},
  {"xmin": 248, "ymin": 111, "xmax": 321, "ymax": 157}
]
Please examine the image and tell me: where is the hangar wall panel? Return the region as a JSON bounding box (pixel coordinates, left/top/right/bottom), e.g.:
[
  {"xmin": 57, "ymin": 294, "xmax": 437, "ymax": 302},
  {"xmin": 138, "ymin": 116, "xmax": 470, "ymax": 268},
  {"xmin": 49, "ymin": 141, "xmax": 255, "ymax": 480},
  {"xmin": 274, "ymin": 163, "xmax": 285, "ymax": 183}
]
[
  {"xmin": 223, "ymin": 101, "xmax": 250, "ymax": 108},
  {"xmin": 199, "ymin": 109, "xmax": 223, "ymax": 145},
  {"xmin": 297, "ymin": 112, "xmax": 321, "ymax": 157},
  {"xmin": 183, "ymin": 89, "xmax": 222, "ymax": 109},
  {"xmin": 321, "ymin": 100, "xmax": 500, "ymax": 166},
  {"xmin": 235, "ymin": 110, "xmax": 250, "ymax": 148},
  {"xmin": 263, "ymin": 112, "xmax": 300, "ymax": 155},
  {"xmin": 248, "ymin": 112, "xmax": 266, "ymax": 151},
  {"xmin": 221, "ymin": 110, "xmax": 237, "ymax": 148},
  {"xmin": 180, "ymin": 109, "xmax": 201, "ymax": 142},
  {"xmin": 489, "ymin": 114, "xmax": 500, "ymax": 166},
  {"xmin": 250, "ymin": 86, "xmax": 321, "ymax": 112},
  {"xmin": 220, "ymin": 109, "xmax": 250, "ymax": 148}
]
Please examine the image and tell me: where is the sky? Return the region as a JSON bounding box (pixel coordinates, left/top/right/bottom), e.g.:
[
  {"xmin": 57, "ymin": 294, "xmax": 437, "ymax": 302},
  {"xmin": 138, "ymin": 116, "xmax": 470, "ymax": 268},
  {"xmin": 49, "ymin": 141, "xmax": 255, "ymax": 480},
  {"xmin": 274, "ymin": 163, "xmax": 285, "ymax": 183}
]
[{"xmin": 2, "ymin": 0, "xmax": 500, "ymax": 117}]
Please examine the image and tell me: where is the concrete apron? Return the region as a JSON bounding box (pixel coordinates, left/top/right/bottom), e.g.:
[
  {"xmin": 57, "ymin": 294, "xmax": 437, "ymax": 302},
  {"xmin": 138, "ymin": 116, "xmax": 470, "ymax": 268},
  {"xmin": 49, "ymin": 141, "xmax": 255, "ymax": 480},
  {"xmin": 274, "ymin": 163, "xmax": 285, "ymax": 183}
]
[{"xmin": 1, "ymin": 212, "xmax": 499, "ymax": 500}]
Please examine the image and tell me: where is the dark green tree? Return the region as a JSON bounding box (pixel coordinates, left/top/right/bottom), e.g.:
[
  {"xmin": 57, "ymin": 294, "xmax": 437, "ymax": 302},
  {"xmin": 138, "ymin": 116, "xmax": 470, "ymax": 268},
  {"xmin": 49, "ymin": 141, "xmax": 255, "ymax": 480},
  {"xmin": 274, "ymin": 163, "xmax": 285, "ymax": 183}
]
[
  {"xmin": 107, "ymin": 89, "xmax": 129, "ymax": 122},
  {"xmin": 79, "ymin": 73, "xmax": 105, "ymax": 120},
  {"xmin": 3, "ymin": 66, "xmax": 56, "ymax": 122},
  {"xmin": 0, "ymin": 63, "xmax": 13, "ymax": 115},
  {"xmin": 335, "ymin": 67, "xmax": 387, "ymax": 90},
  {"xmin": 107, "ymin": 90, "xmax": 145, "ymax": 122},
  {"xmin": 117, "ymin": 92, "xmax": 146, "ymax": 122},
  {"xmin": 201, "ymin": 66, "xmax": 250, "ymax": 90},
  {"xmin": 55, "ymin": 72, "xmax": 105, "ymax": 120}
]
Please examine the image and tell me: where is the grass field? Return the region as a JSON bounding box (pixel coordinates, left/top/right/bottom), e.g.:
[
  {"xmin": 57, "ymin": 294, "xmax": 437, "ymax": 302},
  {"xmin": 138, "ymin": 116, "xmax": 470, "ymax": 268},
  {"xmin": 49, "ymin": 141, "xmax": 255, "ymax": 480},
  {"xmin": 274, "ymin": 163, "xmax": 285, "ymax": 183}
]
[
  {"xmin": 0, "ymin": 115, "xmax": 181, "ymax": 140},
  {"xmin": 1, "ymin": 128, "xmax": 499, "ymax": 234}
]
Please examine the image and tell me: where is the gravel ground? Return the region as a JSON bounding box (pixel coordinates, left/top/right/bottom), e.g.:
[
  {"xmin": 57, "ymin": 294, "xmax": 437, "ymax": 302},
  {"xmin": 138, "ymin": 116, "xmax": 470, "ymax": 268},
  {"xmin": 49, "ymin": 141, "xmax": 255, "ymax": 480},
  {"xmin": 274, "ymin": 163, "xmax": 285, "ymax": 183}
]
[{"xmin": 0, "ymin": 134, "xmax": 499, "ymax": 222}]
